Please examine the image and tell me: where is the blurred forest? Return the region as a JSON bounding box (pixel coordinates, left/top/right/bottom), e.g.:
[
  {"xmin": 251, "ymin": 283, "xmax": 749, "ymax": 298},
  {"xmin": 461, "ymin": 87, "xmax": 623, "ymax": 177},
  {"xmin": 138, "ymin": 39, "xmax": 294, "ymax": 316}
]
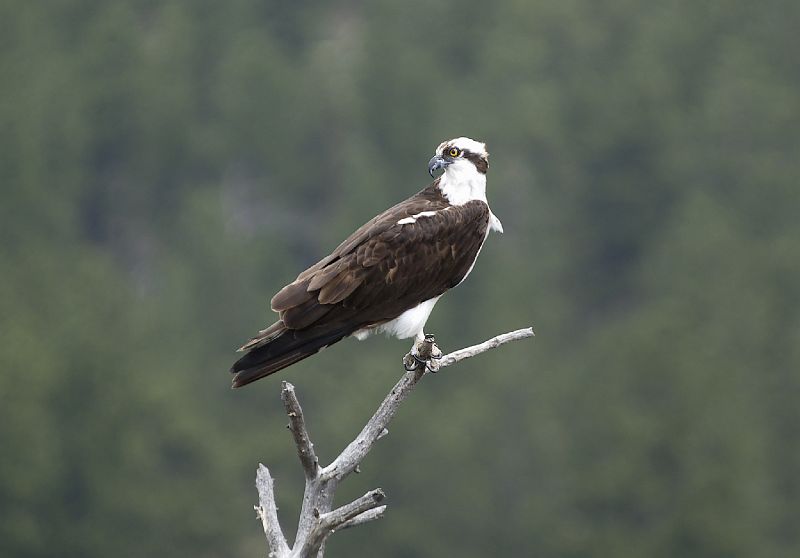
[{"xmin": 2, "ymin": 0, "xmax": 799, "ymax": 557}]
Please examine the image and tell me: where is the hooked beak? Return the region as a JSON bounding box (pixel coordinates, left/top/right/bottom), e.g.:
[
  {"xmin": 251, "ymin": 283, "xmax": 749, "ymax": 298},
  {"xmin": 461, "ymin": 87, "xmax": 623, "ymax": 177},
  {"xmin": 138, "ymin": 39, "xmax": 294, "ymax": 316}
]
[{"xmin": 428, "ymin": 155, "xmax": 450, "ymax": 177}]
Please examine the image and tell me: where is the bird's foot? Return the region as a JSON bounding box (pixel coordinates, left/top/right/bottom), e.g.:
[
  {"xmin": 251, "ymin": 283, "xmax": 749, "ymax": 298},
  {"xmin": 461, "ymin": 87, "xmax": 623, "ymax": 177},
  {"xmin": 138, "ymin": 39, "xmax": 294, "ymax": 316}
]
[
  {"xmin": 403, "ymin": 334, "xmax": 443, "ymax": 373},
  {"xmin": 402, "ymin": 352, "xmax": 420, "ymax": 371}
]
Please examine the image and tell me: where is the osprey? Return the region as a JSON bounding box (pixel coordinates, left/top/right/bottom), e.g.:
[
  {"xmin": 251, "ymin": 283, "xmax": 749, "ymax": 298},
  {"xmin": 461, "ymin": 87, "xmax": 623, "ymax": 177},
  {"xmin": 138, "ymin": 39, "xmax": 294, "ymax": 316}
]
[{"xmin": 231, "ymin": 137, "xmax": 502, "ymax": 387}]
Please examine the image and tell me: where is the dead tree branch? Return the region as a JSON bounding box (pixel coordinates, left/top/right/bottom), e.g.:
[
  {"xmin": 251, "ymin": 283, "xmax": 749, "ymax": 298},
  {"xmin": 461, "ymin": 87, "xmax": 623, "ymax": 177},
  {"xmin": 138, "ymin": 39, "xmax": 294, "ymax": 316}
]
[
  {"xmin": 281, "ymin": 384, "xmax": 319, "ymax": 479},
  {"xmin": 255, "ymin": 464, "xmax": 290, "ymax": 557},
  {"xmin": 254, "ymin": 326, "xmax": 534, "ymax": 557}
]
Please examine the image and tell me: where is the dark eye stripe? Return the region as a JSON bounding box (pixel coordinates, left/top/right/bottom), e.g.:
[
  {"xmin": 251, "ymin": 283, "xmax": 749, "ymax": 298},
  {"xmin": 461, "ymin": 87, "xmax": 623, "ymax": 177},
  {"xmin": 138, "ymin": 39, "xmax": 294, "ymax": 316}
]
[{"xmin": 461, "ymin": 149, "xmax": 489, "ymax": 174}]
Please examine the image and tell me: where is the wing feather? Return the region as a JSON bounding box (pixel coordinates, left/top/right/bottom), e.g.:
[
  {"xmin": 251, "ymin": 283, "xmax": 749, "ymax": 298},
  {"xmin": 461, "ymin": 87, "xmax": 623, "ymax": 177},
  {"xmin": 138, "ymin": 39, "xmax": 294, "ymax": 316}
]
[
  {"xmin": 317, "ymin": 269, "xmax": 364, "ymax": 304},
  {"xmin": 271, "ymin": 280, "xmax": 312, "ymax": 311},
  {"xmin": 307, "ymin": 259, "xmax": 347, "ymax": 291},
  {"xmin": 259, "ymin": 184, "xmax": 490, "ymax": 340},
  {"xmin": 282, "ymin": 296, "xmax": 335, "ymax": 329}
]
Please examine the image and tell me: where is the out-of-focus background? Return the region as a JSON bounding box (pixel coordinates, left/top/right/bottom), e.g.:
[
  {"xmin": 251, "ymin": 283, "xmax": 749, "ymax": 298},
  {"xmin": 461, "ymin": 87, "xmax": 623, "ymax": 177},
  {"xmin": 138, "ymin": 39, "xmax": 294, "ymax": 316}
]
[{"xmin": 2, "ymin": 1, "xmax": 799, "ymax": 556}]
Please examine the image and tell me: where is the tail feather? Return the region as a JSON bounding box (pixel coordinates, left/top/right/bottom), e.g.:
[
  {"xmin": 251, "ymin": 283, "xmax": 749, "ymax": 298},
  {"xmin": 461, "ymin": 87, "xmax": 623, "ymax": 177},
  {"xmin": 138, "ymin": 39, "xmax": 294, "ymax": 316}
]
[
  {"xmin": 237, "ymin": 321, "xmax": 286, "ymax": 352},
  {"xmin": 231, "ymin": 324, "xmax": 352, "ymax": 388}
]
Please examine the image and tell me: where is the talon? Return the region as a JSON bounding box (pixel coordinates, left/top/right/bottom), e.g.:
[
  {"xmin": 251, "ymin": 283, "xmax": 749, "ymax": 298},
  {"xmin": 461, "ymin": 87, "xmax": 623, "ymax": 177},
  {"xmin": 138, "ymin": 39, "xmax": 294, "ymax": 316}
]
[{"xmin": 405, "ymin": 334, "xmax": 442, "ymax": 372}]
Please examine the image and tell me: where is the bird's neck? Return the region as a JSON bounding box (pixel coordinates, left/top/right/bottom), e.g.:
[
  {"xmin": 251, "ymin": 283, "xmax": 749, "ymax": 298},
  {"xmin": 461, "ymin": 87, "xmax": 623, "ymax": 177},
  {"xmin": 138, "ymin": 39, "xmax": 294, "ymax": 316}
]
[{"xmin": 437, "ymin": 163, "xmax": 488, "ymax": 206}]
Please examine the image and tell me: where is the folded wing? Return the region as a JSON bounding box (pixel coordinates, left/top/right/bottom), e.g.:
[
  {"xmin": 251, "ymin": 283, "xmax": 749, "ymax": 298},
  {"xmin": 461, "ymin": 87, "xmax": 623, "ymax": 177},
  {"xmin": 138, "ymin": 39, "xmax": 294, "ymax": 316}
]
[{"xmin": 231, "ymin": 187, "xmax": 490, "ymax": 387}]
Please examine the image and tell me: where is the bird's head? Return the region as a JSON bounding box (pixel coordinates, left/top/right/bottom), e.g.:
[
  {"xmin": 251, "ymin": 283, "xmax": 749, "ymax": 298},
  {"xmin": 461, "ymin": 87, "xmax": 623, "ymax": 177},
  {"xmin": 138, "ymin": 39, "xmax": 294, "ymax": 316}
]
[{"xmin": 428, "ymin": 137, "xmax": 489, "ymax": 178}]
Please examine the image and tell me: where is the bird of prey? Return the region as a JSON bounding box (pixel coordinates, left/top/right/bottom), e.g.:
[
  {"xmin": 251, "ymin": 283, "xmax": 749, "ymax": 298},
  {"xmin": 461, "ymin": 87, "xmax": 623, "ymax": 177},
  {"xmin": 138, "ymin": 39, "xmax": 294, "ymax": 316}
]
[{"xmin": 231, "ymin": 137, "xmax": 503, "ymax": 387}]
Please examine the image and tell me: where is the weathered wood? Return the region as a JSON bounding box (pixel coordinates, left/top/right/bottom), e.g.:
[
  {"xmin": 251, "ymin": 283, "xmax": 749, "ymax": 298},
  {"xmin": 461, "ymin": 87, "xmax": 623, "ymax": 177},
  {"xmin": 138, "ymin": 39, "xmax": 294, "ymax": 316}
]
[
  {"xmin": 254, "ymin": 327, "xmax": 534, "ymax": 557},
  {"xmin": 281, "ymin": 381, "xmax": 318, "ymax": 480}
]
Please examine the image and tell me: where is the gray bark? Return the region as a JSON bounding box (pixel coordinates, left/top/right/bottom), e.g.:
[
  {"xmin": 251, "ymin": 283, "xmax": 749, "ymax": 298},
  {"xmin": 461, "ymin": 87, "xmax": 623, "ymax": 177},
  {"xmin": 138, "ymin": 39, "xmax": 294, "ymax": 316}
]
[{"xmin": 253, "ymin": 327, "xmax": 534, "ymax": 557}]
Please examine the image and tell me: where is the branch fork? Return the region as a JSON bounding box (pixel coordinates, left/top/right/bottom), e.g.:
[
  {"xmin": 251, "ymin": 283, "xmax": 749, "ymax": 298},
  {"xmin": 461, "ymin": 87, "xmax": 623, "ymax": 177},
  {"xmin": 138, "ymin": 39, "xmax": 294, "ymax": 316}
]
[{"xmin": 254, "ymin": 327, "xmax": 534, "ymax": 557}]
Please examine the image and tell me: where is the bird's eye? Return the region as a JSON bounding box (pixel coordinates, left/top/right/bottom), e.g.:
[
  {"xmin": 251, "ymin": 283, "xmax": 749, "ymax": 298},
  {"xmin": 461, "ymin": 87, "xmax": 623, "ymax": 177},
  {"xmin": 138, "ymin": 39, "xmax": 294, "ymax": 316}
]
[{"xmin": 449, "ymin": 148, "xmax": 460, "ymax": 157}]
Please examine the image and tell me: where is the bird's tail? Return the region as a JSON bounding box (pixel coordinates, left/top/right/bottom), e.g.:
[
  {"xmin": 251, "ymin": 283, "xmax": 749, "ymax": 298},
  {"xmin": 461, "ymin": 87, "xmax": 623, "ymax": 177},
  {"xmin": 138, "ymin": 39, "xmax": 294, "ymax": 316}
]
[{"xmin": 230, "ymin": 322, "xmax": 352, "ymax": 388}]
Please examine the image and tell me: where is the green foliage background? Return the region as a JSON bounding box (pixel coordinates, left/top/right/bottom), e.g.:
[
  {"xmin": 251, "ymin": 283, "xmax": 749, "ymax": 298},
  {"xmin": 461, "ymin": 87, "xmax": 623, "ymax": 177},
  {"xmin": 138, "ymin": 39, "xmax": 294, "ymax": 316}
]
[{"xmin": 2, "ymin": 1, "xmax": 799, "ymax": 556}]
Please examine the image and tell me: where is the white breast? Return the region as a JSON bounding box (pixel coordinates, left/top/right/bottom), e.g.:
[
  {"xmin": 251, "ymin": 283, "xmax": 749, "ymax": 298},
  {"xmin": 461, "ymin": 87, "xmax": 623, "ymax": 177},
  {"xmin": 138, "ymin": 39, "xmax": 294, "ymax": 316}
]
[{"xmin": 437, "ymin": 159, "xmax": 488, "ymax": 205}]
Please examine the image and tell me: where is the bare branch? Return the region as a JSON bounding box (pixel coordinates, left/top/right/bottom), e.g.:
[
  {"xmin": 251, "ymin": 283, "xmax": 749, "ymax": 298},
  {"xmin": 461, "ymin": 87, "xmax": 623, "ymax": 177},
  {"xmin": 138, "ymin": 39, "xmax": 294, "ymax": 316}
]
[
  {"xmin": 338, "ymin": 506, "xmax": 387, "ymax": 530},
  {"xmin": 323, "ymin": 363, "xmax": 426, "ymax": 482},
  {"xmin": 253, "ymin": 327, "xmax": 534, "ymax": 557},
  {"xmin": 322, "ymin": 329, "xmax": 533, "ymax": 482},
  {"xmin": 255, "ymin": 464, "xmax": 290, "ymax": 557},
  {"xmin": 322, "ymin": 489, "xmax": 386, "ymax": 531},
  {"xmin": 438, "ymin": 327, "xmax": 534, "ymax": 368},
  {"xmin": 299, "ymin": 490, "xmax": 386, "ymax": 556},
  {"xmin": 281, "ymin": 381, "xmax": 319, "ymax": 479}
]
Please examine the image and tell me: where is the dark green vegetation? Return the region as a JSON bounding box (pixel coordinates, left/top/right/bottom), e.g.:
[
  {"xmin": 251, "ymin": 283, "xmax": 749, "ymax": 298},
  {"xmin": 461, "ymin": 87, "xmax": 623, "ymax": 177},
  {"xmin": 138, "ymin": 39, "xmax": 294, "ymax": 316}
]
[{"xmin": 2, "ymin": 1, "xmax": 799, "ymax": 556}]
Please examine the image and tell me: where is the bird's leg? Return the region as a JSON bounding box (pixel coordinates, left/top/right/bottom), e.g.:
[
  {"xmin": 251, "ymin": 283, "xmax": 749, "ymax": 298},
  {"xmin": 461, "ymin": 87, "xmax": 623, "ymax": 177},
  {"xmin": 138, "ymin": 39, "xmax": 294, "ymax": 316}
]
[
  {"xmin": 426, "ymin": 334, "xmax": 443, "ymax": 360},
  {"xmin": 424, "ymin": 333, "xmax": 443, "ymax": 373},
  {"xmin": 402, "ymin": 333, "xmax": 443, "ymax": 373}
]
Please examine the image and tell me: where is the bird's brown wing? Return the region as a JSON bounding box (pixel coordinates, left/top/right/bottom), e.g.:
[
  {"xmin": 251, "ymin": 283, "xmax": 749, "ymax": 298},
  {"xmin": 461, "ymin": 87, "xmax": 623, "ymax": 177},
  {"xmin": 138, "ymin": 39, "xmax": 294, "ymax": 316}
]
[
  {"xmin": 231, "ymin": 187, "xmax": 490, "ymax": 387},
  {"xmin": 271, "ymin": 199, "xmax": 490, "ymax": 331}
]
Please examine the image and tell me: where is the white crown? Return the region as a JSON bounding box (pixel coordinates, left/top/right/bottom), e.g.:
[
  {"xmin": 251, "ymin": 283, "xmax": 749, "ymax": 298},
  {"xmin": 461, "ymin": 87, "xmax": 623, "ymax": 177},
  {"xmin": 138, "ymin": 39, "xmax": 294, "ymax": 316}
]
[{"xmin": 436, "ymin": 137, "xmax": 488, "ymax": 157}]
